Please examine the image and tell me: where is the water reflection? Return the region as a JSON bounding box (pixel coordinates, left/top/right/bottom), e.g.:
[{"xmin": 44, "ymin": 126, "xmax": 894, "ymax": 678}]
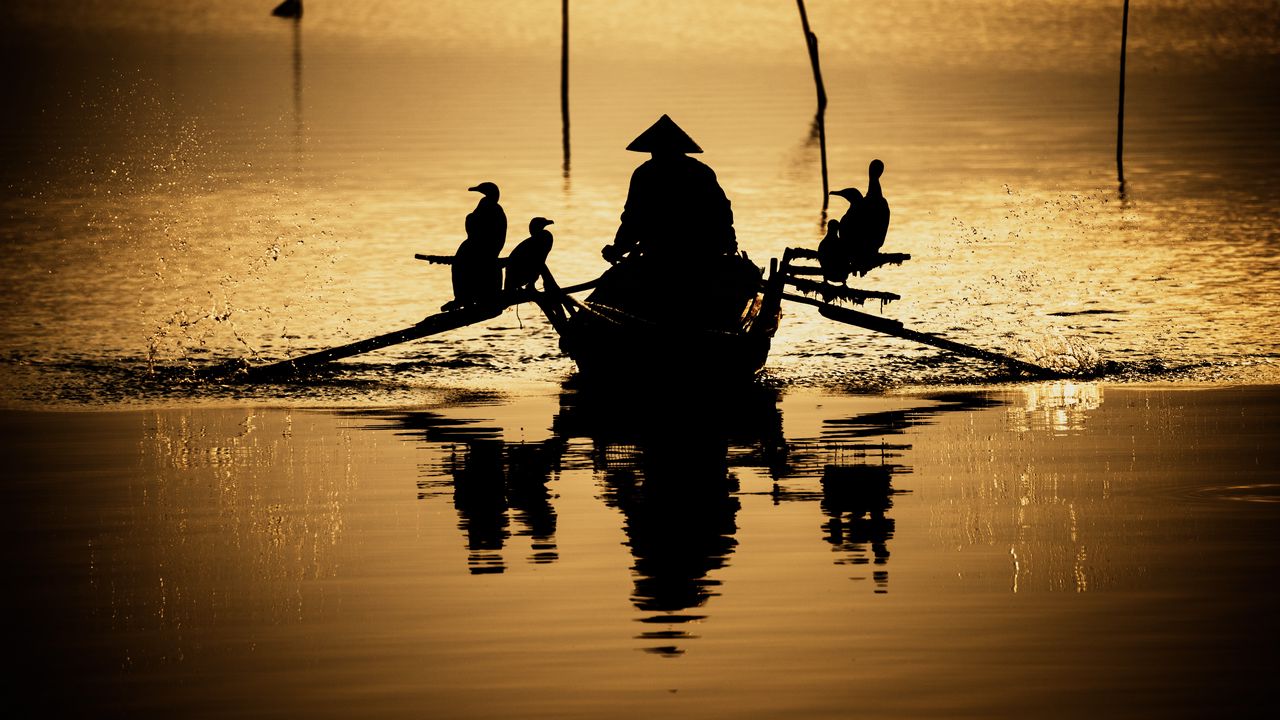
[
  {"xmin": 555, "ymin": 386, "xmax": 782, "ymax": 656},
  {"xmin": 1011, "ymin": 381, "xmax": 1103, "ymax": 434},
  {"xmin": 377, "ymin": 411, "xmax": 564, "ymax": 573},
  {"xmin": 373, "ymin": 386, "xmax": 1012, "ymax": 655}
]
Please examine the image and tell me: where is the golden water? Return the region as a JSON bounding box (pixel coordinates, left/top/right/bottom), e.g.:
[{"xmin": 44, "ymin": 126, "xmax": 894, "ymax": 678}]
[
  {"xmin": 2, "ymin": 0, "xmax": 1278, "ymax": 404},
  {"xmin": 9, "ymin": 385, "xmax": 1279, "ymax": 717}
]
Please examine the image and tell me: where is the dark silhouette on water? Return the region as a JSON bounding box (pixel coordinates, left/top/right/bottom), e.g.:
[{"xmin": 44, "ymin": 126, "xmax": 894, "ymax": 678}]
[
  {"xmin": 574, "ymin": 114, "xmax": 767, "ymax": 350},
  {"xmin": 357, "ymin": 389, "xmax": 1017, "ymax": 655},
  {"xmin": 817, "ymin": 218, "xmax": 845, "ymax": 284},
  {"xmin": 855, "ymin": 159, "xmax": 891, "ymax": 265},
  {"xmin": 601, "ymin": 115, "xmax": 735, "ymax": 265},
  {"xmin": 229, "ymin": 132, "xmax": 1052, "ymax": 381},
  {"xmin": 504, "ymin": 217, "xmax": 555, "ymax": 293},
  {"xmin": 271, "ymin": 0, "xmax": 302, "ymax": 19},
  {"xmin": 837, "ymin": 159, "xmax": 890, "ymax": 274},
  {"xmin": 827, "ymin": 187, "xmax": 862, "ymax": 280},
  {"xmin": 819, "ymin": 463, "xmax": 902, "ymax": 593},
  {"xmin": 444, "ymin": 182, "xmax": 507, "ymax": 311},
  {"xmin": 365, "ymin": 410, "xmax": 562, "ymax": 574},
  {"xmin": 556, "ymin": 385, "xmax": 783, "ymax": 655}
]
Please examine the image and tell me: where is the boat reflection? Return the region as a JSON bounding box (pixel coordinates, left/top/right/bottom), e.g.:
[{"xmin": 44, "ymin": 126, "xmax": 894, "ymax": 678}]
[
  {"xmin": 375, "ymin": 387, "xmax": 1006, "ymax": 655},
  {"xmin": 555, "ymin": 385, "xmax": 783, "ymax": 655}
]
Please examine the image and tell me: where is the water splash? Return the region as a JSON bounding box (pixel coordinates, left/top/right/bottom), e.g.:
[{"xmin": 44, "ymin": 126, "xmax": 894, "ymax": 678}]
[{"xmin": 1021, "ymin": 334, "xmax": 1104, "ymax": 376}]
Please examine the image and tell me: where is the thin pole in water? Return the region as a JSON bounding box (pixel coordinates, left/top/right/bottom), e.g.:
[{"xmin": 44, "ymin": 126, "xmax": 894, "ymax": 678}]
[
  {"xmin": 561, "ymin": 0, "xmax": 571, "ymax": 178},
  {"xmin": 291, "ymin": 17, "xmax": 303, "ymax": 153},
  {"xmin": 1117, "ymin": 0, "xmax": 1130, "ymax": 192},
  {"xmin": 796, "ymin": 0, "xmax": 830, "ymax": 209}
]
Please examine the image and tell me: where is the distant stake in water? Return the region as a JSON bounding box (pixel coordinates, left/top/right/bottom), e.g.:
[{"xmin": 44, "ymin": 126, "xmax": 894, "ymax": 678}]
[
  {"xmin": 1116, "ymin": 0, "xmax": 1129, "ymax": 193},
  {"xmin": 561, "ymin": 0, "xmax": 571, "ymax": 177},
  {"xmin": 795, "ymin": 0, "xmax": 830, "ymax": 210}
]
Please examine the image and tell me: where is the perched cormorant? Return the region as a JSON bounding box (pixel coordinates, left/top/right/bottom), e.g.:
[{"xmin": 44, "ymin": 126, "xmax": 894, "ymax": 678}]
[
  {"xmin": 817, "ymin": 219, "xmax": 845, "ymax": 284},
  {"xmin": 504, "ymin": 218, "xmax": 555, "ymax": 293},
  {"xmin": 828, "ymin": 187, "xmax": 863, "ymax": 278},
  {"xmin": 465, "ymin": 182, "xmax": 507, "ymax": 257},
  {"xmin": 858, "ymin": 159, "xmax": 890, "ymax": 256},
  {"xmin": 271, "ymin": 0, "xmax": 303, "ymax": 19},
  {"xmin": 829, "ymin": 187, "xmax": 863, "ymax": 232},
  {"xmin": 443, "ymin": 182, "xmax": 507, "ymax": 311}
]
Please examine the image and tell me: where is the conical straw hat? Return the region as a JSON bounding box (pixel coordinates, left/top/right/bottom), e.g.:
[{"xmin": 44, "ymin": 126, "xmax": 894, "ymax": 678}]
[{"xmin": 625, "ymin": 114, "xmax": 703, "ymax": 154}]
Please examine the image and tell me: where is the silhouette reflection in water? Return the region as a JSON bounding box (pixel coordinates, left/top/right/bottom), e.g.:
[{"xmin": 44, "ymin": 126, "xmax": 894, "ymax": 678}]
[
  {"xmin": 820, "ymin": 463, "xmax": 905, "ymax": 592},
  {"xmin": 381, "ymin": 411, "xmax": 562, "ymax": 574},
  {"xmin": 554, "ymin": 385, "xmax": 784, "ymax": 655},
  {"xmin": 368, "ymin": 389, "xmax": 1005, "ymax": 655}
]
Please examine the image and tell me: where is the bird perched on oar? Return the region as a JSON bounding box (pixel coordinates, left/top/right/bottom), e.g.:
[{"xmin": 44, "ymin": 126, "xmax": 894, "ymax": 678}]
[
  {"xmin": 504, "ymin": 217, "xmax": 555, "ymax": 293},
  {"xmin": 859, "ymin": 159, "xmax": 890, "ymax": 253},
  {"xmin": 829, "ymin": 159, "xmax": 890, "ymax": 276},
  {"xmin": 443, "ymin": 182, "xmax": 507, "ymax": 311},
  {"xmin": 849, "ymin": 159, "xmax": 890, "ymax": 274},
  {"xmin": 827, "ymin": 186, "xmax": 863, "ymax": 281},
  {"xmin": 817, "ymin": 218, "xmax": 846, "ymax": 284}
]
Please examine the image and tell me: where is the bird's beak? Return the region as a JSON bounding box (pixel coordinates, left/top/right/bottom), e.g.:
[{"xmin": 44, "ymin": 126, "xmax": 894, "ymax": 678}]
[
  {"xmin": 467, "ymin": 185, "xmax": 481, "ymax": 192},
  {"xmin": 545, "ymin": 220, "xmax": 554, "ymax": 225}
]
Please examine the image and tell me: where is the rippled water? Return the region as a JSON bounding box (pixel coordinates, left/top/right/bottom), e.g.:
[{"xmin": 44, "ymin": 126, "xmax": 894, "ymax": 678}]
[
  {"xmin": 2, "ymin": 0, "xmax": 1278, "ymax": 405},
  {"xmin": 11, "ymin": 384, "xmax": 1279, "ymax": 717}
]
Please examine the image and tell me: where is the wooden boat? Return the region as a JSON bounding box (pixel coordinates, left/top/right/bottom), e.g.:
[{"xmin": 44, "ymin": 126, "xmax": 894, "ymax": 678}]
[
  {"xmin": 237, "ymin": 245, "xmax": 1055, "ymax": 382},
  {"xmin": 545, "ymin": 254, "xmax": 785, "ymax": 385}
]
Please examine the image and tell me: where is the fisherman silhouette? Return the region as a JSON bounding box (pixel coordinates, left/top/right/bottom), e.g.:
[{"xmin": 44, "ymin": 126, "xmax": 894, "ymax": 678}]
[
  {"xmin": 443, "ymin": 182, "xmax": 506, "ymax": 311},
  {"xmin": 600, "ymin": 115, "xmax": 735, "ymax": 264},
  {"xmin": 271, "ymin": 0, "xmax": 302, "ymax": 19},
  {"xmin": 504, "ymin": 217, "xmax": 555, "ymax": 293}
]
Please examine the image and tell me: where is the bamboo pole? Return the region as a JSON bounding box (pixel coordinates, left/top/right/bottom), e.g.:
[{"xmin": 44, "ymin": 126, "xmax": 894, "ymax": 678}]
[
  {"xmin": 796, "ymin": 0, "xmax": 830, "ymax": 208},
  {"xmin": 1117, "ymin": 0, "xmax": 1130, "ymax": 191},
  {"xmin": 561, "ymin": 0, "xmax": 571, "ymax": 177}
]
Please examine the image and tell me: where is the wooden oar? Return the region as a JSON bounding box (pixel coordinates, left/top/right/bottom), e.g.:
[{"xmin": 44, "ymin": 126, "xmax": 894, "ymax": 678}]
[
  {"xmin": 782, "ymin": 292, "xmax": 1058, "ymax": 378},
  {"xmin": 227, "ymin": 276, "xmax": 600, "ymax": 381},
  {"xmin": 237, "ymin": 303, "xmax": 505, "ymax": 380}
]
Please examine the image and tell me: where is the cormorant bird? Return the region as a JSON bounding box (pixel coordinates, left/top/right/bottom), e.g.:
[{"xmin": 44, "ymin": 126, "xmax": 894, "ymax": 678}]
[
  {"xmin": 465, "ymin": 182, "xmax": 507, "ymax": 256},
  {"xmin": 858, "ymin": 159, "xmax": 890, "ymax": 256},
  {"xmin": 831, "ymin": 160, "xmax": 890, "ymax": 274},
  {"xmin": 271, "ymin": 0, "xmax": 303, "ymax": 19},
  {"xmin": 443, "ymin": 182, "xmax": 507, "ymax": 311},
  {"xmin": 504, "ymin": 217, "xmax": 555, "ymax": 293},
  {"xmin": 817, "ymin": 219, "xmax": 845, "ymax": 284},
  {"xmin": 828, "ymin": 187, "xmax": 863, "ymax": 278}
]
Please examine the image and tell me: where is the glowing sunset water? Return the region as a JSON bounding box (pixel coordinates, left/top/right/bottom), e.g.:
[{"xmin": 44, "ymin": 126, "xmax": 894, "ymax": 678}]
[
  {"xmin": 3, "ymin": 3, "xmax": 1279, "ymax": 717},
  {"xmin": 2, "ymin": 0, "xmax": 1278, "ymax": 403}
]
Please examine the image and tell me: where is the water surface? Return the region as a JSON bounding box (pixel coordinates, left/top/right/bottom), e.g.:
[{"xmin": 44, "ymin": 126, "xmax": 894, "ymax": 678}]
[
  {"xmin": 9, "ymin": 384, "xmax": 1278, "ymax": 717},
  {"xmin": 2, "ymin": 1, "xmax": 1278, "ymax": 404}
]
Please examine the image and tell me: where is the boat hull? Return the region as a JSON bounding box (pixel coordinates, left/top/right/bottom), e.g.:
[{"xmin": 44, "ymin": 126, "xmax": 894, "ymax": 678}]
[
  {"xmin": 556, "ymin": 251, "xmax": 782, "ymax": 385},
  {"xmin": 559, "ymin": 302, "xmax": 777, "ymax": 384}
]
